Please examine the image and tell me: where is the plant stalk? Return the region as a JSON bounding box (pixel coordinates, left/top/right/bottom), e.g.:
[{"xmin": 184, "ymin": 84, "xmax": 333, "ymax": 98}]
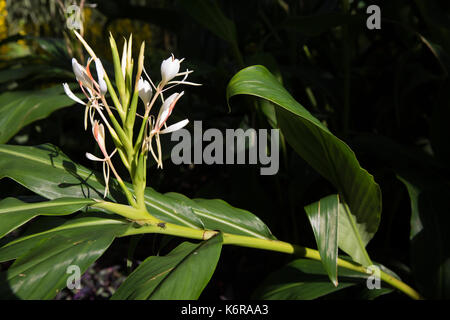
[{"xmin": 104, "ymin": 204, "xmax": 422, "ymax": 300}]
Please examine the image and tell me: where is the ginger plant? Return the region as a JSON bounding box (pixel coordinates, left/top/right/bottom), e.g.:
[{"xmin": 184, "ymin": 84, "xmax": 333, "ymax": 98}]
[{"xmin": 60, "ymin": 31, "xmax": 422, "ymax": 300}]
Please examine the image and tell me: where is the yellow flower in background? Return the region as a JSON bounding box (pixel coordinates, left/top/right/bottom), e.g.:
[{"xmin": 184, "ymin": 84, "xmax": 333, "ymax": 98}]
[
  {"xmin": 0, "ymin": 0, "xmax": 8, "ymax": 39},
  {"xmin": 0, "ymin": 0, "xmax": 8, "ymax": 55}
]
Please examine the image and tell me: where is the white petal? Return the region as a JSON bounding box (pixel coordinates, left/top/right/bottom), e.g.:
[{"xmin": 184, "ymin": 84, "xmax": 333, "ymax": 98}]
[
  {"xmin": 62, "ymin": 83, "xmax": 86, "ymax": 105},
  {"xmin": 159, "ymin": 119, "xmax": 189, "ymax": 134},
  {"xmin": 86, "ymin": 152, "xmax": 104, "ymax": 161},
  {"xmin": 160, "ymin": 55, "xmax": 181, "ymax": 85},
  {"xmin": 121, "ymin": 40, "xmax": 127, "ymax": 79},
  {"xmin": 94, "ymin": 58, "xmax": 107, "ymax": 95}
]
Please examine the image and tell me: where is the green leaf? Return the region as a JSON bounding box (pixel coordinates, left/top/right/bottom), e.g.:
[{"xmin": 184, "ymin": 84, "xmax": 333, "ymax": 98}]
[
  {"xmin": 227, "ymin": 65, "xmax": 381, "ymax": 265},
  {"xmin": 353, "ymin": 134, "xmax": 450, "ymax": 298},
  {"xmin": 0, "ymin": 216, "xmax": 130, "ymax": 299},
  {"xmin": 112, "ymin": 233, "xmax": 223, "ymax": 300},
  {"xmin": 0, "ymin": 144, "xmax": 275, "ymax": 239},
  {"xmin": 253, "ymin": 259, "xmax": 394, "ymax": 300},
  {"xmin": 398, "ymin": 176, "xmax": 450, "ymax": 299},
  {"xmin": 304, "ymin": 194, "xmax": 339, "ymax": 286},
  {"xmin": 253, "ymin": 259, "xmax": 361, "ymax": 300},
  {"xmin": 0, "ymin": 85, "xmax": 77, "ymax": 143},
  {"xmin": 0, "ymin": 216, "xmax": 129, "ymax": 263},
  {"xmin": 337, "ymin": 202, "xmax": 372, "ymax": 267},
  {"xmin": 191, "ymin": 198, "xmax": 275, "ymax": 239},
  {"xmin": 0, "ymin": 197, "xmax": 94, "ymax": 239}
]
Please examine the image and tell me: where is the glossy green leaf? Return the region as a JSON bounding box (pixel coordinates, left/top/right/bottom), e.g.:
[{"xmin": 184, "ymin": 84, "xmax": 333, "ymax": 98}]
[
  {"xmin": 0, "ymin": 85, "xmax": 76, "ymax": 143},
  {"xmin": 112, "ymin": 233, "xmax": 223, "ymax": 300},
  {"xmin": 227, "ymin": 65, "xmax": 381, "ymax": 265},
  {"xmin": 0, "ymin": 216, "xmax": 130, "ymax": 299},
  {"xmin": 253, "ymin": 259, "xmax": 360, "ymax": 300},
  {"xmin": 253, "ymin": 259, "xmax": 394, "ymax": 300},
  {"xmin": 304, "ymin": 194, "xmax": 339, "ymax": 286},
  {"xmin": 0, "ymin": 144, "xmax": 275, "ymax": 239},
  {"xmin": 353, "ymin": 134, "xmax": 450, "ymax": 298},
  {"xmin": 337, "ymin": 202, "xmax": 372, "ymax": 267},
  {"xmin": 0, "ymin": 197, "xmax": 94, "ymax": 239},
  {"xmin": 0, "ymin": 216, "xmax": 129, "ymax": 263}
]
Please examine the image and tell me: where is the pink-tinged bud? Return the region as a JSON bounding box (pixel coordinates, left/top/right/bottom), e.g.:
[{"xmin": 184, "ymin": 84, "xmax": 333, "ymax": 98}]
[
  {"xmin": 160, "ymin": 54, "xmax": 181, "ymax": 86},
  {"xmin": 92, "ymin": 120, "xmax": 107, "ymax": 156},
  {"xmin": 72, "ymin": 58, "xmax": 93, "ymax": 88},
  {"xmin": 138, "ymin": 77, "xmax": 153, "ymax": 106}
]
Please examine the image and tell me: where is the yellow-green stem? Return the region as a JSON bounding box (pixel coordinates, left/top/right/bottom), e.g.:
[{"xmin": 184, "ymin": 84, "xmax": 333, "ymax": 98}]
[{"xmin": 101, "ymin": 202, "xmax": 422, "ymax": 300}]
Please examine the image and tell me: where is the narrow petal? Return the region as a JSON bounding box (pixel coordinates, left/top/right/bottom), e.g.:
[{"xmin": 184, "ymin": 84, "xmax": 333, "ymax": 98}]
[
  {"xmin": 63, "ymin": 83, "xmax": 86, "ymax": 105},
  {"xmin": 155, "ymin": 91, "xmax": 183, "ymax": 129},
  {"xmin": 159, "ymin": 119, "xmax": 189, "ymax": 134},
  {"xmin": 86, "ymin": 152, "xmax": 104, "ymax": 161}
]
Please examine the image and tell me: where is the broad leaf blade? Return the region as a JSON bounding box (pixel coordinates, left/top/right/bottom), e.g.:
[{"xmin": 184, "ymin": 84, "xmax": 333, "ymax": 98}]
[
  {"xmin": 0, "ymin": 197, "xmax": 94, "ymax": 239},
  {"xmin": 0, "ymin": 216, "xmax": 130, "ymax": 299},
  {"xmin": 0, "ymin": 143, "xmax": 204, "ymax": 228},
  {"xmin": 304, "ymin": 194, "xmax": 339, "ymax": 286},
  {"xmin": 227, "ymin": 65, "xmax": 381, "ymax": 265},
  {"xmin": 0, "ymin": 85, "xmax": 76, "ymax": 143},
  {"xmin": 253, "ymin": 259, "xmax": 360, "ymax": 300},
  {"xmin": 112, "ymin": 233, "xmax": 223, "ymax": 300},
  {"xmin": 398, "ymin": 176, "xmax": 450, "ymax": 299},
  {"xmin": 337, "ymin": 202, "xmax": 372, "ymax": 267},
  {"xmin": 253, "ymin": 259, "xmax": 394, "ymax": 300},
  {"xmin": 0, "ymin": 216, "xmax": 129, "ymax": 263},
  {"xmin": 0, "ymin": 144, "xmax": 275, "ymax": 239}
]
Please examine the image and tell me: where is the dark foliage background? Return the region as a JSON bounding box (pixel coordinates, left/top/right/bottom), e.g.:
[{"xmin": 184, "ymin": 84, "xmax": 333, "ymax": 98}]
[{"xmin": 0, "ymin": 0, "xmax": 449, "ymax": 299}]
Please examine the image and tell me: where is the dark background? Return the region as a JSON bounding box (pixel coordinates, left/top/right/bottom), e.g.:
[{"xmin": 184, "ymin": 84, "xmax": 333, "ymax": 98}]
[{"xmin": 0, "ymin": 0, "xmax": 449, "ymax": 299}]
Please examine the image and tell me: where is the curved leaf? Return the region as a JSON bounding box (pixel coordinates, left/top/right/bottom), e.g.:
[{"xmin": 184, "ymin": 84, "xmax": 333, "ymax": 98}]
[
  {"xmin": 0, "ymin": 85, "xmax": 76, "ymax": 143},
  {"xmin": 0, "ymin": 143, "xmax": 204, "ymax": 228},
  {"xmin": 304, "ymin": 194, "xmax": 338, "ymax": 286},
  {"xmin": 253, "ymin": 259, "xmax": 393, "ymax": 300},
  {"xmin": 112, "ymin": 233, "xmax": 223, "ymax": 300},
  {"xmin": 0, "ymin": 216, "xmax": 129, "ymax": 263},
  {"xmin": 0, "ymin": 144, "xmax": 275, "ymax": 239},
  {"xmin": 0, "ymin": 216, "xmax": 130, "ymax": 299},
  {"xmin": 0, "ymin": 197, "xmax": 94, "ymax": 239},
  {"xmin": 227, "ymin": 65, "xmax": 381, "ymax": 265}
]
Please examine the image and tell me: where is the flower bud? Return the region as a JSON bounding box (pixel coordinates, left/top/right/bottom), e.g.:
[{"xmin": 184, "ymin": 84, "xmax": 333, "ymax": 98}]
[
  {"xmin": 94, "ymin": 58, "xmax": 107, "ymax": 95},
  {"xmin": 72, "ymin": 58, "xmax": 92, "ymax": 88},
  {"xmin": 138, "ymin": 77, "xmax": 153, "ymax": 106},
  {"xmin": 160, "ymin": 54, "xmax": 180, "ymax": 86},
  {"xmin": 155, "ymin": 91, "xmax": 184, "ymax": 130}
]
